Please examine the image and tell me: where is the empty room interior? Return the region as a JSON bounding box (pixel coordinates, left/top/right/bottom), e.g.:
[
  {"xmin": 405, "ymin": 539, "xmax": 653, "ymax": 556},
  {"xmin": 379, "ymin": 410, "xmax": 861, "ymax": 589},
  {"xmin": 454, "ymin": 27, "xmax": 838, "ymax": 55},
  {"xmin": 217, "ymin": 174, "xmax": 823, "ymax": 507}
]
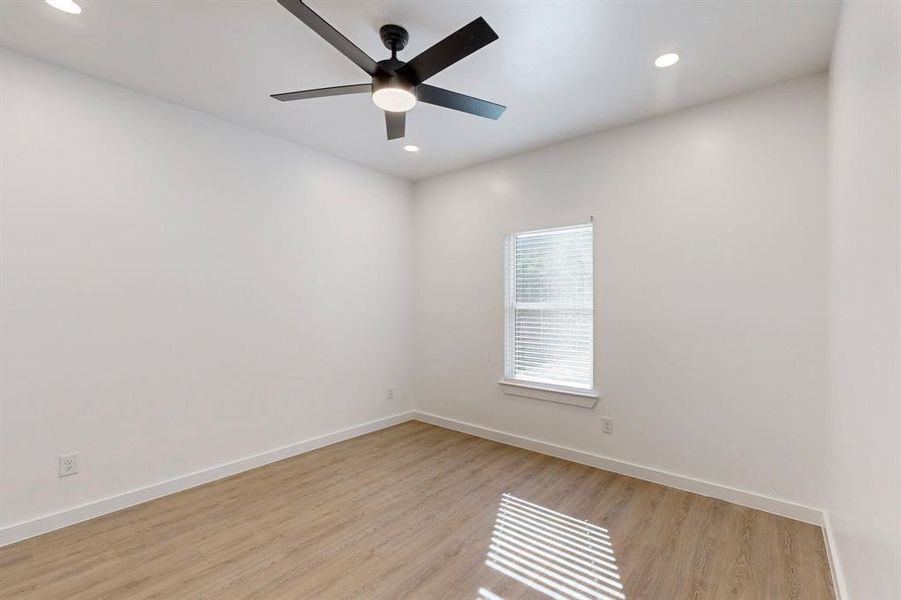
[{"xmin": 1, "ymin": 0, "xmax": 899, "ymax": 598}]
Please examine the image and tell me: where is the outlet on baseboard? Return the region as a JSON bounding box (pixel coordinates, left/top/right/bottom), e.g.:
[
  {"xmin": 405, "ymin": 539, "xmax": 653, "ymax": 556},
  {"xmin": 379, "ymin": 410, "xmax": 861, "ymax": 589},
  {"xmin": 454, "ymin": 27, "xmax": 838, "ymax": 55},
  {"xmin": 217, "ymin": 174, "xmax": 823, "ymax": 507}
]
[
  {"xmin": 602, "ymin": 417, "xmax": 613, "ymax": 434},
  {"xmin": 59, "ymin": 453, "xmax": 79, "ymax": 477}
]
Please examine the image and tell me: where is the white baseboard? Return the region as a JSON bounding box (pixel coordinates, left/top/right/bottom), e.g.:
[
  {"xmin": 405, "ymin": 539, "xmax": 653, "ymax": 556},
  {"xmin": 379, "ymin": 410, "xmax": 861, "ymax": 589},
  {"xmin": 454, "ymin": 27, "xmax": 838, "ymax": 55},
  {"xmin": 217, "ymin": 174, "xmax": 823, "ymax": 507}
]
[
  {"xmin": 1, "ymin": 410, "xmax": 828, "ymax": 549},
  {"xmin": 412, "ymin": 410, "xmax": 825, "ymax": 526},
  {"xmin": 822, "ymin": 511, "xmax": 847, "ymax": 600},
  {"xmin": 0, "ymin": 411, "xmax": 414, "ymax": 547}
]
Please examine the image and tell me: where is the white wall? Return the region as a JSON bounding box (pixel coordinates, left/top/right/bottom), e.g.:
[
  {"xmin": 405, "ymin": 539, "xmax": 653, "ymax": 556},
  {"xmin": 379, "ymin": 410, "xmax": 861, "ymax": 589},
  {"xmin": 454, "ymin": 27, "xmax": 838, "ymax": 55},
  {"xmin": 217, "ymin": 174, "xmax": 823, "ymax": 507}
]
[
  {"xmin": 826, "ymin": 2, "xmax": 901, "ymax": 598},
  {"xmin": 2, "ymin": 40, "xmax": 865, "ymax": 564},
  {"xmin": 412, "ymin": 75, "xmax": 829, "ymax": 512},
  {"xmin": 0, "ymin": 50, "xmax": 413, "ymax": 532}
]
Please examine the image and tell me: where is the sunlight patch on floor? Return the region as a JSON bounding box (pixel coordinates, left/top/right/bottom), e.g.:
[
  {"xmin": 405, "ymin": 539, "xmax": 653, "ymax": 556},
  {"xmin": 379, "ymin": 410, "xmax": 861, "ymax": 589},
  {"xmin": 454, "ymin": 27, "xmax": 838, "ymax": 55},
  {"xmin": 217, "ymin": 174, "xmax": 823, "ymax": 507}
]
[{"xmin": 479, "ymin": 493, "xmax": 626, "ymax": 600}]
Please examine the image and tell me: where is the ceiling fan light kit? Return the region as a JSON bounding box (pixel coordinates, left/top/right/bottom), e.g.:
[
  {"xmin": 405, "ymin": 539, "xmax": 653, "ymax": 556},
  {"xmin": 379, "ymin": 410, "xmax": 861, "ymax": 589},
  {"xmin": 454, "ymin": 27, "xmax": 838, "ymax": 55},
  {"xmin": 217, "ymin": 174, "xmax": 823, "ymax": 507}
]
[
  {"xmin": 271, "ymin": 0, "xmax": 505, "ymax": 141},
  {"xmin": 371, "ymin": 86, "xmax": 416, "ymax": 112},
  {"xmin": 371, "ymin": 29, "xmax": 416, "ymax": 113}
]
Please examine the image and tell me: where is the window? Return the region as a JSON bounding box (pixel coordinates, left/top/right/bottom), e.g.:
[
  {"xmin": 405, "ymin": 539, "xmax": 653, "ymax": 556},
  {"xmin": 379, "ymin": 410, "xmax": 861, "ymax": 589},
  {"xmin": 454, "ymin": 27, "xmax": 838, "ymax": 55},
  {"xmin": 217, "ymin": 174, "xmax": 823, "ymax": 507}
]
[{"xmin": 504, "ymin": 223, "xmax": 594, "ymax": 394}]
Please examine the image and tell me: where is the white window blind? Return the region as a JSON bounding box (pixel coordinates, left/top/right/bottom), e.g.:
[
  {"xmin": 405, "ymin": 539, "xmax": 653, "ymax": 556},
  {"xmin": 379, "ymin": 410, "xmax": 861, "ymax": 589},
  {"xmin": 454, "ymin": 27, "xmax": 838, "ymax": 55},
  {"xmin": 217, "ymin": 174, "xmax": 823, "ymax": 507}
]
[{"xmin": 505, "ymin": 223, "xmax": 593, "ymax": 391}]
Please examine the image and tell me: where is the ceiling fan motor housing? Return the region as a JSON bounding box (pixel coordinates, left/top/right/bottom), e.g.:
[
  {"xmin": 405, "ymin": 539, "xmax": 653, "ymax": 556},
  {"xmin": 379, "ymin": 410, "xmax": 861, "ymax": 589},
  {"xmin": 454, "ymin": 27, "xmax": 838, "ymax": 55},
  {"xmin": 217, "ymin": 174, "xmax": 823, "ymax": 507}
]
[
  {"xmin": 375, "ymin": 25, "xmax": 414, "ymax": 99},
  {"xmin": 373, "ymin": 58, "xmax": 414, "ymax": 97}
]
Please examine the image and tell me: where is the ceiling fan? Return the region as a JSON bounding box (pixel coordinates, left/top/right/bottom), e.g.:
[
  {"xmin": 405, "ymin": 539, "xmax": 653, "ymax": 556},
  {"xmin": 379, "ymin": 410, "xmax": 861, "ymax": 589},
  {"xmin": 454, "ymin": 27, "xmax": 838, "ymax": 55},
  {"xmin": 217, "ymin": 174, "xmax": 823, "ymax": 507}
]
[{"xmin": 271, "ymin": 0, "xmax": 506, "ymax": 141}]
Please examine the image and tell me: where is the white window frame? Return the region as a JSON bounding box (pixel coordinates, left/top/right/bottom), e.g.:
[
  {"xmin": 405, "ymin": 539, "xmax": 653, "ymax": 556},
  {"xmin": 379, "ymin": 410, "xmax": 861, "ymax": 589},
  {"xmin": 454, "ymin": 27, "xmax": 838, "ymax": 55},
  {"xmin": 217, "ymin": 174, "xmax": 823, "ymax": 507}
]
[{"xmin": 499, "ymin": 220, "xmax": 598, "ymax": 408}]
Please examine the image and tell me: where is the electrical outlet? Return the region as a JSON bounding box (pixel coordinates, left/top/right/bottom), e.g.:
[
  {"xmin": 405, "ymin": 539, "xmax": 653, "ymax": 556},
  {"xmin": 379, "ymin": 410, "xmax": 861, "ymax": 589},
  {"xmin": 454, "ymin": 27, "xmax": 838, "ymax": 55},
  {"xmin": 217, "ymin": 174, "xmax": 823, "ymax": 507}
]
[
  {"xmin": 387, "ymin": 386, "xmax": 395, "ymax": 400},
  {"xmin": 59, "ymin": 453, "xmax": 78, "ymax": 477},
  {"xmin": 601, "ymin": 417, "xmax": 613, "ymax": 435}
]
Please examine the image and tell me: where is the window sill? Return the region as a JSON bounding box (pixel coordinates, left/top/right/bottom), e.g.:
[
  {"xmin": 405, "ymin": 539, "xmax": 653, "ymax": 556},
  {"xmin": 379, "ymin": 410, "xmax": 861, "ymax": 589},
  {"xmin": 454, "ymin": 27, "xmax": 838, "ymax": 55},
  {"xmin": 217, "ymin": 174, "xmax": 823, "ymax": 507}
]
[{"xmin": 497, "ymin": 379, "xmax": 599, "ymax": 408}]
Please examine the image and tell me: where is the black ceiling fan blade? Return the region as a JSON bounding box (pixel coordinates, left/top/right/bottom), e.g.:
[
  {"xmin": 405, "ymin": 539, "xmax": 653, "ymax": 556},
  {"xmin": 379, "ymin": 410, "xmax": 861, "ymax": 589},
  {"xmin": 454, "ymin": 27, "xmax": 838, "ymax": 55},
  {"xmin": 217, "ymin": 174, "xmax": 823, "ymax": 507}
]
[
  {"xmin": 416, "ymin": 84, "xmax": 505, "ymax": 120},
  {"xmin": 396, "ymin": 17, "xmax": 498, "ymax": 85},
  {"xmin": 271, "ymin": 83, "xmax": 372, "ymax": 102},
  {"xmin": 385, "ymin": 111, "xmax": 406, "ymax": 140},
  {"xmin": 277, "ymin": 0, "xmax": 380, "ymax": 76}
]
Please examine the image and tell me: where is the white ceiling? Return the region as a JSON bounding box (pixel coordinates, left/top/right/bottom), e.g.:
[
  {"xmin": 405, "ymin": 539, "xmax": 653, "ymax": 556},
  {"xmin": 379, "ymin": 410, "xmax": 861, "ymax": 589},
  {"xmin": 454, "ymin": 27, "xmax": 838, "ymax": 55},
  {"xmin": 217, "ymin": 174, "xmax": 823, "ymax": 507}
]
[{"xmin": 0, "ymin": 0, "xmax": 839, "ymax": 181}]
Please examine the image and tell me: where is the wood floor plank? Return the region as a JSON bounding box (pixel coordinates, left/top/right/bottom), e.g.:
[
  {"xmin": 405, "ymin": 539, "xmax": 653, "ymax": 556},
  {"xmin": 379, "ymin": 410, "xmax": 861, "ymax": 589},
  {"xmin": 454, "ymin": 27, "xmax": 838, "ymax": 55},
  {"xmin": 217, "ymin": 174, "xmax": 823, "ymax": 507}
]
[{"xmin": 0, "ymin": 421, "xmax": 834, "ymax": 599}]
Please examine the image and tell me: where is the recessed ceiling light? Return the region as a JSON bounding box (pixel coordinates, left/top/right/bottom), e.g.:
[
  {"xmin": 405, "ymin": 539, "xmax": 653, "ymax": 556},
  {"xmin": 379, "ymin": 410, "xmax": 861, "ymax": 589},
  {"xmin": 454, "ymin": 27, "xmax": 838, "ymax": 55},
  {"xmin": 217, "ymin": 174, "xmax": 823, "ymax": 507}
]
[
  {"xmin": 403, "ymin": 145, "xmax": 420, "ymax": 153},
  {"xmin": 46, "ymin": 0, "xmax": 82, "ymax": 14},
  {"xmin": 654, "ymin": 52, "xmax": 680, "ymax": 68}
]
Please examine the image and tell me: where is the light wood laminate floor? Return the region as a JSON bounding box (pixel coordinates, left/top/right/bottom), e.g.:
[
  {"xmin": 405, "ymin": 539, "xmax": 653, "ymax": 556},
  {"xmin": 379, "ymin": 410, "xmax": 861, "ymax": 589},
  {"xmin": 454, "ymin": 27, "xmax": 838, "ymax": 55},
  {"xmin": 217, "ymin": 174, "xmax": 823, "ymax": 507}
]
[{"xmin": 0, "ymin": 421, "xmax": 834, "ymax": 599}]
